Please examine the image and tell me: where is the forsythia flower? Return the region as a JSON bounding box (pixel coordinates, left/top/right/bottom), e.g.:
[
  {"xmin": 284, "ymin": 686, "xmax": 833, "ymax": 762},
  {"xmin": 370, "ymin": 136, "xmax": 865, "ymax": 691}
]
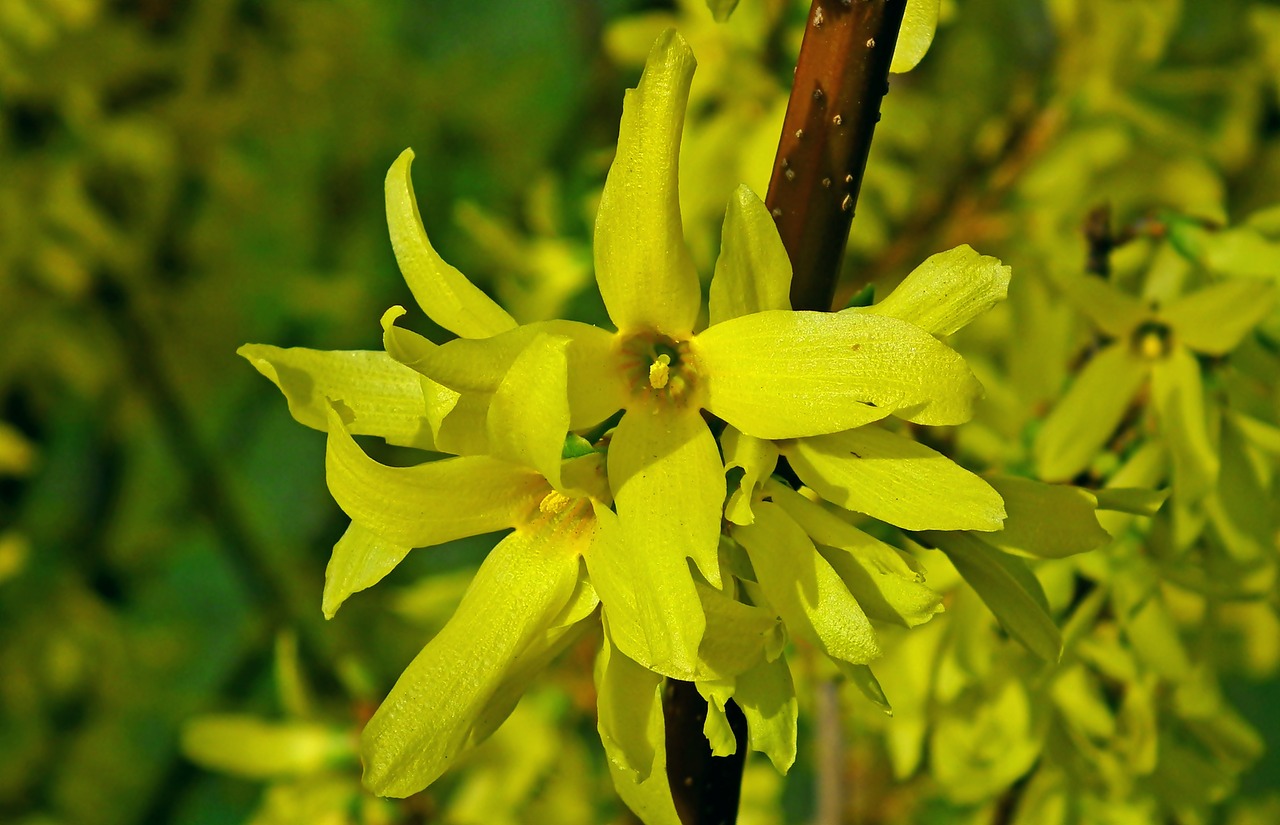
[{"xmin": 239, "ymin": 27, "xmax": 1012, "ymax": 822}]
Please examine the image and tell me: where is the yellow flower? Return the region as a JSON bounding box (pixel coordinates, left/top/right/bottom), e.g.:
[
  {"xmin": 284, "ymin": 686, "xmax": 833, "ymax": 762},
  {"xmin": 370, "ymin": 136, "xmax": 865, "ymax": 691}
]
[{"xmin": 380, "ymin": 30, "xmax": 986, "ymax": 681}]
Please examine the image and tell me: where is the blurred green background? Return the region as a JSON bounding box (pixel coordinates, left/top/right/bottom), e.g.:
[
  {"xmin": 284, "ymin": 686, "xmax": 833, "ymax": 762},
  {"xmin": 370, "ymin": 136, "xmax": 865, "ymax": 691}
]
[{"xmin": 3, "ymin": 0, "xmax": 1280, "ymax": 823}]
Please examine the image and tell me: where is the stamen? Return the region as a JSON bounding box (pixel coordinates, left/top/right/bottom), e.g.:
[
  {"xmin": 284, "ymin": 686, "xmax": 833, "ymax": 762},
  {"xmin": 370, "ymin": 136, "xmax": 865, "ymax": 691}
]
[
  {"xmin": 539, "ymin": 490, "xmax": 573, "ymax": 516},
  {"xmin": 649, "ymin": 354, "xmax": 671, "ymax": 389}
]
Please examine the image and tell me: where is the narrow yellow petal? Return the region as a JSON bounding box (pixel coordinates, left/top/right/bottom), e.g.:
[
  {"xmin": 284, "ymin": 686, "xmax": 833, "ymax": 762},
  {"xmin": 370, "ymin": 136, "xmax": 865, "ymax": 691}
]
[
  {"xmin": 696, "ymin": 580, "xmax": 779, "ymax": 680},
  {"xmin": 1161, "ymin": 279, "xmax": 1276, "ymax": 356},
  {"xmin": 1151, "ymin": 346, "xmax": 1218, "ymax": 502},
  {"xmin": 609, "ymin": 405, "xmax": 724, "ymax": 588},
  {"xmin": 982, "ymin": 477, "xmax": 1110, "ymax": 559},
  {"xmin": 322, "ymin": 521, "xmax": 412, "ymax": 620},
  {"xmin": 708, "ymin": 185, "xmax": 793, "ymax": 326},
  {"xmin": 735, "ymin": 655, "xmax": 798, "ymax": 774},
  {"xmin": 722, "ymin": 425, "xmax": 778, "ymax": 526},
  {"xmin": 385, "ymin": 149, "xmax": 516, "ymax": 338},
  {"xmin": 1052, "ymin": 274, "xmax": 1146, "ymax": 338},
  {"xmin": 325, "ymin": 407, "xmax": 545, "ymax": 548},
  {"xmin": 596, "ymin": 635, "xmax": 683, "ymax": 825},
  {"xmin": 361, "ymin": 523, "xmax": 580, "ymax": 797},
  {"xmin": 890, "ymin": 0, "xmax": 941, "ymax": 73},
  {"xmin": 784, "ymin": 426, "xmax": 1006, "ymax": 531},
  {"xmin": 584, "ymin": 502, "xmax": 706, "ymax": 681},
  {"xmin": 732, "ymin": 502, "xmax": 881, "ymax": 666},
  {"xmin": 1033, "ymin": 343, "xmax": 1148, "ymax": 482},
  {"xmin": 594, "ymin": 30, "xmax": 701, "ymax": 336},
  {"xmin": 696, "ymin": 310, "xmax": 983, "ymax": 439},
  {"xmin": 487, "ymin": 334, "xmax": 571, "ymax": 488},
  {"xmin": 856, "ymin": 245, "xmax": 1010, "ymax": 337},
  {"xmin": 238, "ymin": 344, "xmax": 440, "ymax": 449}
]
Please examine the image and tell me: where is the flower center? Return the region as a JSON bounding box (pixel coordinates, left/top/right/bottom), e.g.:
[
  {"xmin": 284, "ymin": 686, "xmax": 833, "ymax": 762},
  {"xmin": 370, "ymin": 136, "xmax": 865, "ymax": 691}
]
[
  {"xmin": 1130, "ymin": 320, "xmax": 1174, "ymax": 361},
  {"xmin": 618, "ymin": 333, "xmax": 699, "ymax": 407}
]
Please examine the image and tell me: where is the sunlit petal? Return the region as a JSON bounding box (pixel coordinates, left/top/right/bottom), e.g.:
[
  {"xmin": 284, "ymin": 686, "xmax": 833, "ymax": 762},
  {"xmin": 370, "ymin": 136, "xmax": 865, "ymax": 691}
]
[
  {"xmin": 709, "ymin": 185, "xmax": 793, "ymax": 326},
  {"xmin": 696, "ymin": 310, "xmax": 982, "ymax": 438},
  {"xmin": 594, "ymin": 30, "xmax": 701, "ymax": 336},
  {"xmin": 1161, "ymin": 279, "xmax": 1276, "ymax": 355},
  {"xmin": 855, "ymin": 245, "xmax": 1010, "ymax": 337},
  {"xmin": 487, "ymin": 333, "xmax": 571, "ymax": 488},
  {"xmin": 322, "ymin": 521, "xmax": 412, "ymax": 620},
  {"xmin": 325, "ymin": 406, "xmax": 545, "ymax": 548},
  {"xmin": 1151, "ymin": 346, "xmax": 1218, "ymax": 502}
]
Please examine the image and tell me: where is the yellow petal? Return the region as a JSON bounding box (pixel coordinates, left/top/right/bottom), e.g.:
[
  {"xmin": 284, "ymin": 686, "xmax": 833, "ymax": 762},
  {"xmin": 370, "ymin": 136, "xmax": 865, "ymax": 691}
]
[
  {"xmin": 982, "ymin": 477, "xmax": 1110, "ymax": 559},
  {"xmin": 385, "ymin": 149, "xmax": 516, "ymax": 338},
  {"xmin": 1161, "ymin": 279, "xmax": 1276, "ymax": 356},
  {"xmin": 585, "ymin": 501, "xmax": 707, "ymax": 681},
  {"xmin": 856, "ymin": 245, "xmax": 1010, "ymax": 336},
  {"xmin": 182, "ymin": 715, "xmax": 351, "ymax": 779},
  {"xmin": 696, "ymin": 310, "xmax": 983, "ymax": 438},
  {"xmin": 322, "ymin": 521, "xmax": 412, "ymax": 620},
  {"xmin": 1053, "ymin": 274, "xmax": 1146, "ymax": 338},
  {"xmin": 734, "ymin": 655, "xmax": 798, "ymax": 774},
  {"xmin": 487, "ymin": 334, "xmax": 571, "ymax": 489},
  {"xmin": 238, "ymin": 344, "xmax": 443, "ymax": 449},
  {"xmin": 361, "ymin": 523, "xmax": 580, "ymax": 797},
  {"xmin": 325, "ymin": 407, "xmax": 545, "ymax": 548},
  {"xmin": 785, "ymin": 426, "xmax": 1006, "ymax": 531},
  {"xmin": 609, "ymin": 405, "xmax": 724, "ymax": 588},
  {"xmin": 594, "ymin": 29, "xmax": 701, "ymax": 336},
  {"xmin": 696, "ymin": 580, "xmax": 780, "ymax": 680},
  {"xmin": 722, "ymin": 425, "xmax": 778, "ymax": 526},
  {"xmin": 732, "ymin": 502, "xmax": 880, "ymax": 666},
  {"xmin": 1033, "ymin": 343, "xmax": 1148, "ymax": 482},
  {"xmin": 596, "ymin": 635, "xmax": 683, "ymax": 825},
  {"xmin": 708, "ymin": 185, "xmax": 793, "ymax": 326},
  {"xmin": 1151, "ymin": 346, "xmax": 1218, "ymax": 502},
  {"xmin": 383, "ymin": 307, "xmax": 624, "ymax": 430},
  {"xmin": 890, "ymin": 0, "xmax": 941, "ymax": 74}
]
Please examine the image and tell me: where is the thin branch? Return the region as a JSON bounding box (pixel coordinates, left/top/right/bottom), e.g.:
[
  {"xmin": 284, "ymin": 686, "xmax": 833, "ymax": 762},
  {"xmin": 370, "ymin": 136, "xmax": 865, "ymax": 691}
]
[
  {"xmin": 766, "ymin": 0, "xmax": 907, "ymax": 312},
  {"xmin": 663, "ymin": 679, "xmax": 749, "ymax": 825}
]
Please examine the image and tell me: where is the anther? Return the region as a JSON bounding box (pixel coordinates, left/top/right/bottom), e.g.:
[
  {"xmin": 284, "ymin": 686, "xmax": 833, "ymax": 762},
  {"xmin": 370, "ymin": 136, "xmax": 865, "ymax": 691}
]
[{"xmin": 649, "ymin": 354, "xmax": 671, "ymax": 389}]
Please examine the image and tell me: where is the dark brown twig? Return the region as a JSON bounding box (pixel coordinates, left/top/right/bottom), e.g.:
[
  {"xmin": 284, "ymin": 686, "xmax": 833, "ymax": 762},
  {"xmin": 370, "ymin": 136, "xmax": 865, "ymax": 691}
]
[{"xmin": 766, "ymin": 0, "xmax": 907, "ymax": 311}]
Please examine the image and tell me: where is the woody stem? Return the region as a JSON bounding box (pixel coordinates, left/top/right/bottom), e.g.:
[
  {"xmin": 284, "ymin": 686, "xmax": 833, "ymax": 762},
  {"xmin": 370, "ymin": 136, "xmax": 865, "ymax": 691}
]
[{"xmin": 766, "ymin": 0, "xmax": 907, "ymax": 312}]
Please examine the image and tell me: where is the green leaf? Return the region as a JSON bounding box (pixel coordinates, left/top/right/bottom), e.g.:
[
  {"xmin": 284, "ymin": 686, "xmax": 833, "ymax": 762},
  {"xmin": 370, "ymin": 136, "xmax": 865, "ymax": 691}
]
[
  {"xmin": 981, "ymin": 476, "xmax": 1110, "ymax": 559},
  {"xmin": 927, "ymin": 532, "xmax": 1062, "ymax": 661},
  {"xmin": 732, "ymin": 502, "xmax": 880, "ymax": 666},
  {"xmin": 385, "ymin": 149, "xmax": 517, "ymax": 339},
  {"xmin": 361, "ymin": 523, "xmax": 581, "ymax": 797},
  {"xmin": 785, "ymin": 425, "xmax": 1006, "ymax": 531},
  {"xmin": 858, "ymin": 245, "xmax": 1010, "ymax": 336},
  {"xmin": 322, "ymin": 521, "xmax": 412, "ymax": 620},
  {"xmin": 238, "ymin": 344, "xmax": 444, "ymax": 449},
  {"xmin": 1034, "ymin": 343, "xmax": 1148, "ymax": 482},
  {"xmin": 709, "ymin": 185, "xmax": 793, "ymax": 326}
]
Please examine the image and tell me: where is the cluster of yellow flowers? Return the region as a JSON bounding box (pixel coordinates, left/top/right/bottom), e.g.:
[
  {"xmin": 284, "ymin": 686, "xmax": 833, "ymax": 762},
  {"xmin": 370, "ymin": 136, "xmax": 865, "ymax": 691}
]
[{"xmin": 240, "ymin": 30, "xmax": 1015, "ymax": 821}]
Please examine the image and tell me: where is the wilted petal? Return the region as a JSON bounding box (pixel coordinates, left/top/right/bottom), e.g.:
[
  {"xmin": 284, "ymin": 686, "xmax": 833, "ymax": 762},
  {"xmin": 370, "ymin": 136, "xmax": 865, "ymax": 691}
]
[
  {"xmin": 322, "ymin": 521, "xmax": 412, "ymax": 620},
  {"xmin": 361, "ymin": 523, "xmax": 580, "ymax": 796},
  {"xmin": 325, "ymin": 407, "xmax": 546, "ymax": 548},
  {"xmin": 238, "ymin": 344, "xmax": 444, "ymax": 449},
  {"xmin": 785, "ymin": 426, "xmax": 1006, "ymax": 531},
  {"xmin": 732, "ymin": 502, "xmax": 880, "ymax": 666},
  {"xmin": 696, "ymin": 310, "xmax": 983, "ymax": 438},
  {"xmin": 1161, "ymin": 279, "xmax": 1276, "ymax": 356},
  {"xmin": 708, "ymin": 185, "xmax": 793, "ymax": 326},
  {"xmin": 1151, "ymin": 346, "xmax": 1218, "ymax": 502},
  {"xmin": 1033, "ymin": 343, "xmax": 1148, "ymax": 482},
  {"xmin": 594, "ymin": 30, "xmax": 701, "ymax": 336},
  {"xmin": 855, "ymin": 245, "xmax": 1010, "ymax": 337},
  {"xmin": 385, "ymin": 149, "xmax": 517, "ymax": 339}
]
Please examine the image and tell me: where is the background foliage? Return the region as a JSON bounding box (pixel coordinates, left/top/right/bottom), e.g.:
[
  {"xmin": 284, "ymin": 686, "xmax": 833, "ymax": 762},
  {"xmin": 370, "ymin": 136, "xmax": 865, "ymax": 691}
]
[{"xmin": 2, "ymin": 0, "xmax": 1279, "ymax": 823}]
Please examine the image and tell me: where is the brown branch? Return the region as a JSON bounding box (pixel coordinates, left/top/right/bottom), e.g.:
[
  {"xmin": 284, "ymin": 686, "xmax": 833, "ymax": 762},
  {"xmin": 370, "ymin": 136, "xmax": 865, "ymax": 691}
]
[
  {"xmin": 766, "ymin": 0, "xmax": 907, "ymax": 312},
  {"xmin": 663, "ymin": 679, "xmax": 749, "ymax": 824}
]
